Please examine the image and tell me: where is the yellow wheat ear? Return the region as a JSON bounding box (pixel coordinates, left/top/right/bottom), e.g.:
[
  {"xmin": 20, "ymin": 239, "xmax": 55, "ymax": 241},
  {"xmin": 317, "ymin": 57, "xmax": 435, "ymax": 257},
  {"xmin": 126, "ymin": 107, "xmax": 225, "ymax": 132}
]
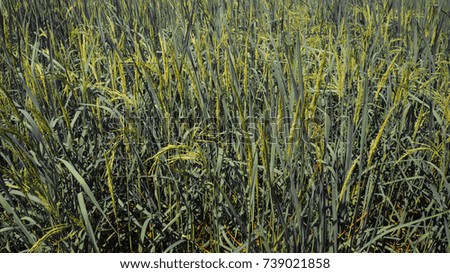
[{"xmin": 339, "ymin": 155, "xmax": 360, "ymax": 204}]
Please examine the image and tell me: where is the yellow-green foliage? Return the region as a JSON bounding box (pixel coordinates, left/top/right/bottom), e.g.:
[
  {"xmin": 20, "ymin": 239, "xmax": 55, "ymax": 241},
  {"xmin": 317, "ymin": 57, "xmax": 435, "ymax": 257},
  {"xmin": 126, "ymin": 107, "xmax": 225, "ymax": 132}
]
[{"xmin": 0, "ymin": 0, "xmax": 449, "ymax": 253}]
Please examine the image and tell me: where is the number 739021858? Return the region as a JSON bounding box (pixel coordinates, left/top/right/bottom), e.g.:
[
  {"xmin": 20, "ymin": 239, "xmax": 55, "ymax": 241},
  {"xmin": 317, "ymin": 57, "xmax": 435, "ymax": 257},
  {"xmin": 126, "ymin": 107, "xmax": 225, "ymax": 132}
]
[{"xmin": 261, "ymin": 258, "xmax": 331, "ymax": 269}]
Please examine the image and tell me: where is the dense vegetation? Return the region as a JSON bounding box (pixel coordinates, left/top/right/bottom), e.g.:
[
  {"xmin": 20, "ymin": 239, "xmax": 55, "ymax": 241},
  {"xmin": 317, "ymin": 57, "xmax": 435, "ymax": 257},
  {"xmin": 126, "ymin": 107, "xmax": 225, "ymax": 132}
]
[{"xmin": 0, "ymin": 0, "xmax": 449, "ymax": 252}]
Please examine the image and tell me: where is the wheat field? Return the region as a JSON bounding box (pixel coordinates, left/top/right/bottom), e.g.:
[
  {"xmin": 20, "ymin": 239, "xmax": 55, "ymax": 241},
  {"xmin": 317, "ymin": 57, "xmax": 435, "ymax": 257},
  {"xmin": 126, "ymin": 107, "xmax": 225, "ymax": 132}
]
[{"xmin": 0, "ymin": 0, "xmax": 449, "ymax": 252}]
